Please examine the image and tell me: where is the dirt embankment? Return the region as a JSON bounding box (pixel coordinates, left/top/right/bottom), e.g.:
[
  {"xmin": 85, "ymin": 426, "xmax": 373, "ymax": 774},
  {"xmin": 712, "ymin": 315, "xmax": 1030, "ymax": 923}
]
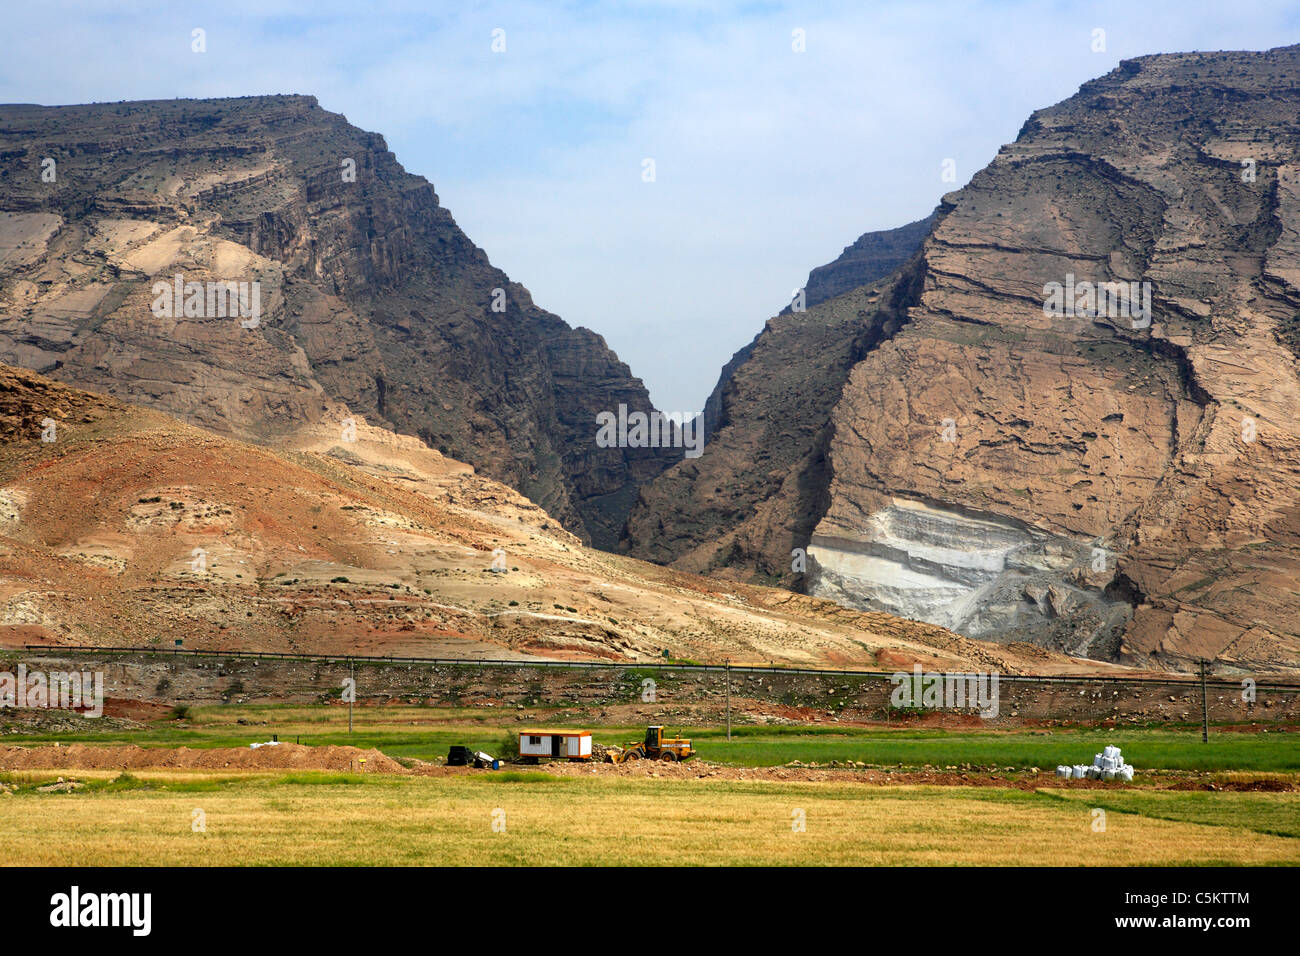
[
  {"xmin": 0, "ymin": 742, "xmax": 402, "ymax": 773},
  {"xmin": 10, "ymin": 652, "xmax": 1299, "ymax": 727}
]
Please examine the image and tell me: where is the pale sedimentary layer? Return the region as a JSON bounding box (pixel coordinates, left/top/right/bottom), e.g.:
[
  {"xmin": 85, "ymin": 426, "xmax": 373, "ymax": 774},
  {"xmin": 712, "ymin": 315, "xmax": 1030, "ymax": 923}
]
[{"xmin": 808, "ymin": 498, "xmax": 1131, "ymax": 657}]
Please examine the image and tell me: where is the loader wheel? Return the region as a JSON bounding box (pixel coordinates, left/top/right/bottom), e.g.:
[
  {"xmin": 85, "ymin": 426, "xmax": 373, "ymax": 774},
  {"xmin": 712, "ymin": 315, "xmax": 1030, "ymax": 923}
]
[
  {"xmin": 623, "ymin": 750, "xmax": 640, "ymax": 762},
  {"xmin": 659, "ymin": 751, "xmax": 678, "ymax": 762}
]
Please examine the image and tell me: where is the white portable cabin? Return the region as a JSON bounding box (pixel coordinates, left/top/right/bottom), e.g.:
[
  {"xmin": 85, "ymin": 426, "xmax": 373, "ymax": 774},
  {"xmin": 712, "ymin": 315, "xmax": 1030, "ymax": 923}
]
[{"xmin": 519, "ymin": 730, "xmax": 592, "ymax": 761}]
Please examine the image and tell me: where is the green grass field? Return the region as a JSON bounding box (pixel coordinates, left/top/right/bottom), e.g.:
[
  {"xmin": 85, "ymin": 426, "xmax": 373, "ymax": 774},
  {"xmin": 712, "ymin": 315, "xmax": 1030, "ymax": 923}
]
[
  {"xmin": 4, "ymin": 704, "xmax": 1297, "ymax": 865},
  {"xmin": 6, "ymin": 703, "xmax": 1296, "ymax": 772}
]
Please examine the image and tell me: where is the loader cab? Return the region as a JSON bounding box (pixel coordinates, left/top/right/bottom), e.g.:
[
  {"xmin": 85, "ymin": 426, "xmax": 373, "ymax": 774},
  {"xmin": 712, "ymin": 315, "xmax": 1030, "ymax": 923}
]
[{"xmin": 646, "ymin": 726, "xmax": 661, "ymax": 748}]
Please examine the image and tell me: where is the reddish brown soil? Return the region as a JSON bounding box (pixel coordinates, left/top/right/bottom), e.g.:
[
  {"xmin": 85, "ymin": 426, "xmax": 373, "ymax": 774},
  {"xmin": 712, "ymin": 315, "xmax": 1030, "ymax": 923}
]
[
  {"xmin": 0, "ymin": 742, "xmax": 403, "ymax": 773},
  {"xmin": 100, "ymin": 699, "xmax": 173, "ymax": 720}
]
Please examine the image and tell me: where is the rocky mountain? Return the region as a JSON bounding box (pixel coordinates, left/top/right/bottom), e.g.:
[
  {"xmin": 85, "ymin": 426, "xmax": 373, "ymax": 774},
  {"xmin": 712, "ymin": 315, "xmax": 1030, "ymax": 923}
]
[
  {"xmin": 624, "ymin": 268, "xmax": 920, "ymax": 580},
  {"xmin": 0, "ymin": 361, "xmax": 1098, "ymax": 675},
  {"xmin": 625, "ymin": 45, "xmax": 1300, "ymax": 674},
  {"xmin": 788, "ymin": 213, "xmax": 938, "ymax": 315},
  {"xmin": 0, "ymin": 96, "xmax": 671, "ymax": 548},
  {"xmin": 702, "ymin": 214, "xmax": 934, "ymax": 440}
]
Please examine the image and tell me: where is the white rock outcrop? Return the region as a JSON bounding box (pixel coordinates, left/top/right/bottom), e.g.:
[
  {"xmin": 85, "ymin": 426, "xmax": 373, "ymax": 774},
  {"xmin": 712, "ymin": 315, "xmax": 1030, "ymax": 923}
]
[{"xmin": 807, "ymin": 497, "xmax": 1131, "ymax": 655}]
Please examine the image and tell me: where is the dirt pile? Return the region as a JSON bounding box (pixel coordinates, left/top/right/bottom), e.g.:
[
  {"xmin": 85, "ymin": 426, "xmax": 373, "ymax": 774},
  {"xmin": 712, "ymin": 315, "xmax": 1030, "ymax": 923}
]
[
  {"xmin": 590, "ymin": 742, "xmax": 621, "ymax": 762},
  {"xmin": 0, "ymin": 742, "xmax": 404, "ymax": 773}
]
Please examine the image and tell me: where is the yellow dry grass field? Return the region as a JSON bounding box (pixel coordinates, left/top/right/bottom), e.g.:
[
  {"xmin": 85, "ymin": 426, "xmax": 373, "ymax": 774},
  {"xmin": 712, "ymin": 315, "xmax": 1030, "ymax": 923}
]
[{"xmin": 2, "ymin": 771, "xmax": 1297, "ymax": 866}]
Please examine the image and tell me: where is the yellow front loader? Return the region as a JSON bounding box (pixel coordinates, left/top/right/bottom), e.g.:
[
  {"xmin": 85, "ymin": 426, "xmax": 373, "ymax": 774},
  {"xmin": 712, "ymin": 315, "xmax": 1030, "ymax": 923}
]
[{"xmin": 613, "ymin": 725, "xmax": 694, "ymax": 762}]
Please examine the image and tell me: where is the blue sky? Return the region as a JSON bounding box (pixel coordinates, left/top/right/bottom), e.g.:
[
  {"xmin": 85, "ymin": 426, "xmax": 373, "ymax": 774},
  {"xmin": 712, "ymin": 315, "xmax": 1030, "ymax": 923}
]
[{"xmin": 3, "ymin": 1, "xmax": 1299, "ymax": 412}]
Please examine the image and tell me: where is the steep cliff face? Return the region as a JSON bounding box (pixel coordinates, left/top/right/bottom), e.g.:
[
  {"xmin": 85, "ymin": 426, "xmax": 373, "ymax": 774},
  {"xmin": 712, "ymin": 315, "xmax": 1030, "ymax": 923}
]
[
  {"xmin": 623, "ymin": 262, "xmax": 923, "ymax": 582},
  {"xmin": 788, "ymin": 213, "xmax": 937, "ymax": 315},
  {"xmin": 701, "ymin": 214, "xmax": 935, "ymax": 441},
  {"xmin": 0, "ymin": 96, "xmax": 669, "ymax": 547},
  {"xmin": 629, "ymin": 46, "xmax": 1300, "ymax": 672},
  {"xmin": 628, "ymin": 205, "xmax": 936, "ymax": 576}
]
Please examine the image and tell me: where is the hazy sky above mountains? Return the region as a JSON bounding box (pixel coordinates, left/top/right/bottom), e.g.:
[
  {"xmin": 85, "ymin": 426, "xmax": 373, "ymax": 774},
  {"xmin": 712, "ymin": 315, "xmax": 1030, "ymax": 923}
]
[{"xmin": 3, "ymin": 1, "xmax": 1299, "ymax": 412}]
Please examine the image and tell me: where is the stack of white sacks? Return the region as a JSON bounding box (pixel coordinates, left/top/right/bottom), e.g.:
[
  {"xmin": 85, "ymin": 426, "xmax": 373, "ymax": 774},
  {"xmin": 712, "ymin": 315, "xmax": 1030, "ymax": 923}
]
[{"xmin": 1055, "ymin": 745, "xmax": 1134, "ymax": 782}]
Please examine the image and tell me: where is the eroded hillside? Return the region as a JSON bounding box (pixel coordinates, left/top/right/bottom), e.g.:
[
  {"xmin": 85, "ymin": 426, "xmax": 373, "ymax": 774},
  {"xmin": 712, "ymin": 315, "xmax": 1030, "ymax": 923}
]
[{"xmin": 0, "ymin": 363, "xmax": 1095, "ymax": 674}]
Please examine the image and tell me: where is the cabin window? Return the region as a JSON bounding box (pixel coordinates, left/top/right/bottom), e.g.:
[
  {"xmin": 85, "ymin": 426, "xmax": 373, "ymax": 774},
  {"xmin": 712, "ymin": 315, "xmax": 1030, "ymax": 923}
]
[{"xmin": 528, "ymin": 736, "xmax": 541, "ymax": 745}]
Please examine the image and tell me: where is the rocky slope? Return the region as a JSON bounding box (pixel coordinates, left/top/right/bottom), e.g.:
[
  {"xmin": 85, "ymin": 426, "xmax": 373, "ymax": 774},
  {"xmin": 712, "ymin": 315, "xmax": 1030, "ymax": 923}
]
[
  {"xmin": 0, "ymin": 96, "xmax": 671, "ymax": 548},
  {"xmin": 626, "ymin": 45, "xmax": 1300, "ymax": 674},
  {"xmin": 789, "ymin": 213, "xmax": 937, "ymax": 315},
  {"xmin": 624, "ymin": 265, "xmax": 923, "ymax": 581},
  {"xmin": 0, "ymin": 362, "xmax": 1096, "ymax": 674},
  {"xmin": 702, "ymin": 214, "xmax": 934, "ymax": 440}
]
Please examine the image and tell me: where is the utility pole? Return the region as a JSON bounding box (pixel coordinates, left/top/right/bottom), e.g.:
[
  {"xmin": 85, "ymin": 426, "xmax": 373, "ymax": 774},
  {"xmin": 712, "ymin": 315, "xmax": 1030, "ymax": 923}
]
[
  {"xmin": 349, "ymin": 658, "xmax": 354, "ymax": 735},
  {"xmin": 1200, "ymin": 659, "xmax": 1209, "ymax": 744},
  {"xmin": 725, "ymin": 659, "xmax": 732, "ymax": 741}
]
